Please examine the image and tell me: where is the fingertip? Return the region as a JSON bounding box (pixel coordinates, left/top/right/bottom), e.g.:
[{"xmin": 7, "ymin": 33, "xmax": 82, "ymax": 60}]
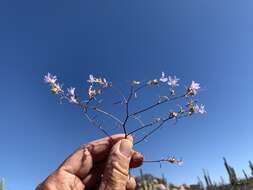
[
  {"xmin": 130, "ymin": 151, "xmax": 144, "ymax": 168},
  {"xmin": 119, "ymin": 139, "xmax": 133, "ymax": 158}
]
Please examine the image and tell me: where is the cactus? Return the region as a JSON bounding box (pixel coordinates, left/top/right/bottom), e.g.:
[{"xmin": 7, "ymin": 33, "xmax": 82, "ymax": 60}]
[
  {"xmin": 197, "ymin": 176, "xmax": 204, "ymax": 190},
  {"xmin": 136, "ymin": 158, "xmax": 253, "ymax": 190},
  {"xmin": 203, "ymin": 169, "xmax": 213, "ymax": 188},
  {"xmin": 242, "ymin": 169, "xmax": 248, "ymax": 182},
  {"xmin": 223, "ymin": 157, "xmax": 238, "ymax": 186},
  {"xmin": 249, "ymin": 161, "xmax": 253, "ymax": 176},
  {"xmin": 0, "ymin": 178, "xmax": 4, "ymax": 190}
]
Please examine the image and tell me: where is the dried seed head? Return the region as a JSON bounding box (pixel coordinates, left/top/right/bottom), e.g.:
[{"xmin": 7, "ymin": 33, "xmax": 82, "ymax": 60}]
[
  {"xmin": 169, "ymin": 111, "xmax": 178, "ymax": 119},
  {"xmin": 147, "ymin": 79, "xmax": 159, "ymax": 85},
  {"xmin": 51, "ymin": 83, "xmax": 63, "ymax": 94}
]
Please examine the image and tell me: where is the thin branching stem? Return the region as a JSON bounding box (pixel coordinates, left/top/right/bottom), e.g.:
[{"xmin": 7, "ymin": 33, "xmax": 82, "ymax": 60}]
[
  {"xmin": 130, "ymin": 115, "xmax": 145, "ymax": 127},
  {"xmin": 134, "ymin": 114, "xmax": 188, "ymax": 145},
  {"xmin": 143, "ymin": 158, "xmax": 183, "ymax": 165},
  {"xmin": 127, "ymin": 119, "xmax": 160, "ymax": 135},
  {"xmin": 134, "ymin": 119, "xmax": 167, "ymax": 145},
  {"xmin": 92, "ymin": 107, "xmax": 123, "ymax": 125},
  {"xmin": 111, "ymin": 85, "xmax": 127, "ymax": 103},
  {"xmin": 84, "ymin": 112, "xmax": 111, "ymax": 137},
  {"xmin": 143, "ymin": 159, "xmax": 165, "ymax": 163},
  {"xmin": 134, "ymin": 83, "xmax": 148, "ymax": 92},
  {"xmin": 122, "ymin": 85, "xmax": 134, "ymax": 137},
  {"xmin": 130, "ymin": 94, "xmax": 185, "ymax": 117}
]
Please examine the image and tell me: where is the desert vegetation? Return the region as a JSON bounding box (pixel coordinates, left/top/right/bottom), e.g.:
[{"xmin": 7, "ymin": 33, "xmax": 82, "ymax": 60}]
[{"xmin": 136, "ymin": 158, "xmax": 253, "ymax": 190}]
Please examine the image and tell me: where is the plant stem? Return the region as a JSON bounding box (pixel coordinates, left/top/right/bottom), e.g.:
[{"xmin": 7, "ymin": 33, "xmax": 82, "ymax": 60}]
[
  {"xmin": 92, "ymin": 107, "xmax": 123, "ymax": 125},
  {"xmin": 130, "ymin": 94, "xmax": 185, "ymax": 117}
]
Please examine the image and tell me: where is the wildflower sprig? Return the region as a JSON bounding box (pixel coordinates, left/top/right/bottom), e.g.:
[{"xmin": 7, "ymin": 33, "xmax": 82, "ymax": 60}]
[
  {"xmin": 144, "ymin": 156, "xmax": 183, "ymax": 166},
  {"xmin": 44, "ymin": 72, "xmax": 206, "ymax": 166}
]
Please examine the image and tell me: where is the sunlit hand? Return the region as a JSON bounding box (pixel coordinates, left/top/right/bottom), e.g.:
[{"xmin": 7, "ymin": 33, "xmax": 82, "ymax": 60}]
[{"xmin": 36, "ymin": 134, "xmax": 144, "ymax": 190}]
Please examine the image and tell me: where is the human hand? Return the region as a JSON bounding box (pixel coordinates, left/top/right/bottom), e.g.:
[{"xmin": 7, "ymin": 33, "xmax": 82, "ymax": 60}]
[{"xmin": 36, "ymin": 134, "xmax": 144, "ymax": 190}]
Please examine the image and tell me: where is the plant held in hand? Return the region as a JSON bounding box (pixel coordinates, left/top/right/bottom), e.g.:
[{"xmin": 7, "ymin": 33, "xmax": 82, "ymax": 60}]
[{"xmin": 44, "ymin": 72, "xmax": 206, "ymax": 166}]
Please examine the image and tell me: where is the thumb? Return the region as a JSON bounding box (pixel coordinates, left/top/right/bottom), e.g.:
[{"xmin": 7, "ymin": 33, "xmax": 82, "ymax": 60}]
[{"xmin": 99, "ymin": 137, "xmax": 133, "ymax": 190}]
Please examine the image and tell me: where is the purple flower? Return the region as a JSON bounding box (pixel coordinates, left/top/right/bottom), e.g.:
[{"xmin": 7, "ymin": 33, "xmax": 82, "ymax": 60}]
[
  {"xmin": 67, "ymin": 87, "xmax": 78, "ymax": 103},
  {"xmin": 87, "ymin": 74, "xmax": 96, "ymax": 83},
  {"xmin": 193, "ymin": 104, "xmax": 206, "ymax": 114},
  {"xmin": 67, "ymin": 87, "xmax": 76, "ymax": 97},
  {"xmin": 44, "ymin": 73, "xmax": 57, "ymax": 84},
  {"xmin": 168, "ymin": 76, "xmax": 179, "ymax": 88},
  {"xmin": 190, "ymin": 81, "xmax": 200, "ymax": 94},
  {"xmin": 87, "ymin": 75, "xmax": 110, "ymax": 88},
  {"xmin": 159, "ymin": 72, "xmax": 168, "ymax": 83},
  {"xmin": 187, "ymin": 81, "xmax": 200, "ymax": 96}
]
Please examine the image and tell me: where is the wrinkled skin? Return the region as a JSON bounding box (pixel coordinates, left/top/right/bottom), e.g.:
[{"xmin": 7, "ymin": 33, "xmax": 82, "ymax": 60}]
[{"xmin": 36, "ymin": 134, "xmax": 144, "ymax": 190}]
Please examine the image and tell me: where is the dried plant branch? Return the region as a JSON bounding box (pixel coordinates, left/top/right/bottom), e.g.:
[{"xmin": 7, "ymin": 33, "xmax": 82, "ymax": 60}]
[
  {"xmin": 111, "ymin": 85, "xmax": 127, "ymax": 103},
  {"xmin": 130, "ymin": 115, "xmax": 145, "ymax": 127},
  {"xmin": 134, "ymin": 83, "xmax": 148, "ymax": 93},
  {"xmin": 84, "ymin": 112, "xmax": 111, "ymax": 137},
  {"xmin": 144, "ymin": 156, "xmax": 183, "ymax": 166},
  {"xmin": 134, "ymin": 119, "xmax": 167, "ymax": 145},
  {"xmin": 122, "ymin": 85, "xmax": 134, "ymax": 137},
  {"xmin": 134, "ymin": 113, "xmax": 188, "ymax": 145},
  {"xmin": 92, "ymin": 107, "xmax": 123, "ymax": 125},
  {"xmin": 128, "ymin": 118, "xmax": 161, "ymax": 135},
  {"xmin": 130, "ymin": 94, "xmax": 185, "ymax": 117},
  {"xmin": 43, "ymin": 72, "xmax": 206, "ymax": 167}
]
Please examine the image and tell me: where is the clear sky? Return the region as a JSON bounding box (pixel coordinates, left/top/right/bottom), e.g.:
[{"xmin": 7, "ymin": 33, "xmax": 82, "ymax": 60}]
[{"xmin": 1, "ymin": 0, "xmax": 253, "ymax": 189}]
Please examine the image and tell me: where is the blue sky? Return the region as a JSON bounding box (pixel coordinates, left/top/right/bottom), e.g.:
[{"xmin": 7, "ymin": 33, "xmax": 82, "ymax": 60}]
[{"xmin": 1, "ymin": 0, "xmax": 253, "ymax": 189}]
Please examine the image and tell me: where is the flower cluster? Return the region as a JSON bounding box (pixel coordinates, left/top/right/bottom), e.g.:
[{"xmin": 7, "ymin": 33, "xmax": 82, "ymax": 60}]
[
  {"xmin": 87, "ymin": 74, "xmax": 111, "ymax": 88},
  {"xmin": 87, "ymin": 74, "xmax": 111, "ymax": 99},
  {"xmin": 145, "ymin": 72, "xmax": 201, "ymax": 98},
  {"xmin": 44, "ymin": 71, "xmax": 206, "ymax": 167},
  {"xmin": 88, "ymin": 85, "xmax": 101, "ymax": 99},
  {"xmin": 187, "ymin": 100, "xmax": 206, "ymax": 116},
  {"xmin": 186, "ymin": 81, "xmax": 200, "ymax": 96},
  {"xmin": 165, "ymin": 156, "xmax": 183, "ymax": 166},
  {"xmin": 67, "ymin": 87, "xmax": 78, "ymax": 104},
  {"xmin": 44, "ymin": 73, "xmax": 63, "ymax": 94}
]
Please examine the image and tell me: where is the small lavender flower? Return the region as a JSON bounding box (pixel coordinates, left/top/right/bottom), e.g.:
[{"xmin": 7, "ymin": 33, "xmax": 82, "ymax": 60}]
[
  {"xmin": 193, "ymin": 104, "xmax": 206, "ymax": 114},
  {"xmin": 88, "ymin": 85, "xmax": 101, "ymax": 99},
  {"xmin": 67, "ymin": 87, "xmax": 76, "ymax": 96},
  {"xmin": 67, "ymin": 87, "xmax": 78, "ymax": 104},
  {"xmin": 199, "ymin": 104, "xmax": 206, "ymax": 114},
  {"xmin": 102, "ymin": 78, "xmax": 110, "ymax": 88},
  {"xmin": 44, "ymin": 73, "xmax": 57, "ymax": 84},
  {"xmin": 187, "ymin": 81, "xmax": 200, "ymax": 96},
  {"xmin": 87, "ymin": 74, "xmax": 96, "ymax": 83},
  {"xmin": 159, "ymin": 72, "xmax": 168, "ymax": 83},
  {"xmin": 168, "ymin": 76, "xmax": 179, "ymax": 88},
  {"xmin": 87, "ymin": 75, "xmax": 110, "ymax": 88}
]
